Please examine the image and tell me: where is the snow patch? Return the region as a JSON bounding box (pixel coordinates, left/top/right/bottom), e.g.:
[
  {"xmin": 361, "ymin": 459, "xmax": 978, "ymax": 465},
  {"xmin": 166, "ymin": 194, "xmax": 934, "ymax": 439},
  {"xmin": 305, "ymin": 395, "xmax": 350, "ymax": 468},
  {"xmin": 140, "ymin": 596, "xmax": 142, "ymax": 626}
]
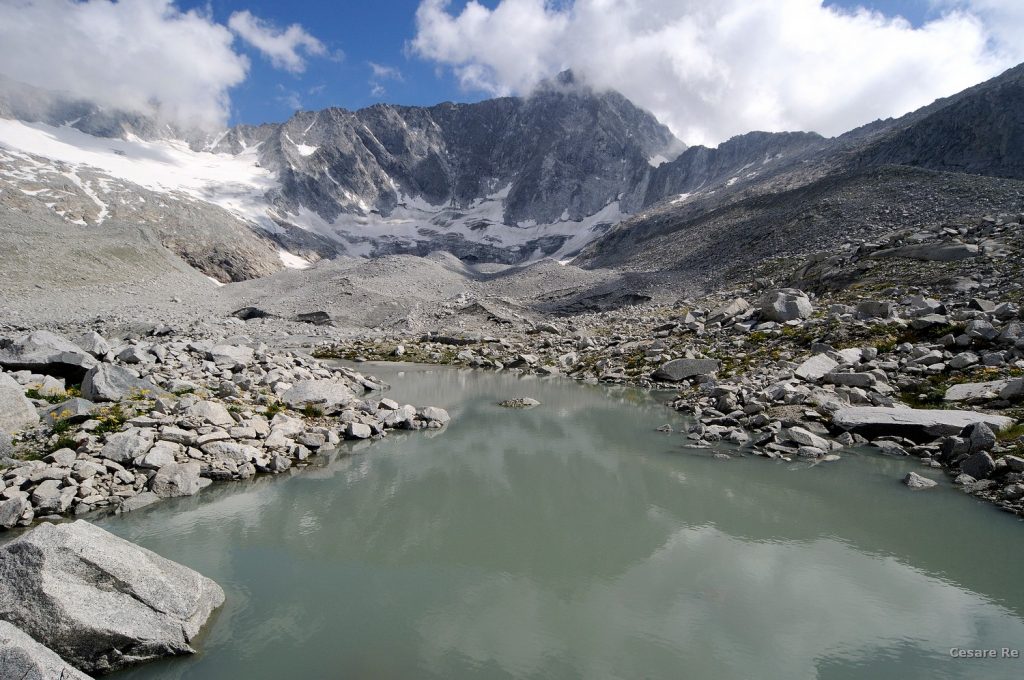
[
  {"xmin": 295, "ymin": 144, "xmax": 318, "ymax": 157},
  {"xmin": 0, "ymin": 117, "xmax": 275, "ymax": 228},
  {"xmin": 279, "ymin": 249, "xmax": 311, "ymax": 269}
]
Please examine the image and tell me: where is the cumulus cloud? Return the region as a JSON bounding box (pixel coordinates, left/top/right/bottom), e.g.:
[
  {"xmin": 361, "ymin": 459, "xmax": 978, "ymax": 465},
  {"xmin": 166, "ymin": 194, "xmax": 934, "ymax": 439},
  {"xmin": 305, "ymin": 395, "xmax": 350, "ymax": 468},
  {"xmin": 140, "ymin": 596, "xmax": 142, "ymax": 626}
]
[
  {"xmin": 228, "ymin": 10, "xmax": 328, "ymax": 74},
  {"xmin": 0, "ymin": 0, "xmax": 248, "ymax": 130},
  {"xmin": 411, "ymin": 0, "xmax": 1024, "ymax": 146}
]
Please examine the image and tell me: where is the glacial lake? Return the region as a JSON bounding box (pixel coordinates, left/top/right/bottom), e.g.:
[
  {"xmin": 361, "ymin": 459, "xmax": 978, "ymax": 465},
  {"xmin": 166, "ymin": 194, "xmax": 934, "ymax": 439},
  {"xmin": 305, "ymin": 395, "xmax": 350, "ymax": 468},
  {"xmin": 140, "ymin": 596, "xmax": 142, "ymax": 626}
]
[{"xmin": 90, "ymin": 362, "xmax": 1024, "ymax": 680}]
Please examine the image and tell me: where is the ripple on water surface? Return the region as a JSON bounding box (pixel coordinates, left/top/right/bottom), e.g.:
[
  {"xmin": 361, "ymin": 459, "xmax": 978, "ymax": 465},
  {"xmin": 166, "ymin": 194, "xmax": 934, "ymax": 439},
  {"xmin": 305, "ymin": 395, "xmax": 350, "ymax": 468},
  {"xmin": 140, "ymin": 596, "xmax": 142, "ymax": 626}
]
[{"xmin": 93, "ymin": 363, "xmax": 1024, "ymax": 680}]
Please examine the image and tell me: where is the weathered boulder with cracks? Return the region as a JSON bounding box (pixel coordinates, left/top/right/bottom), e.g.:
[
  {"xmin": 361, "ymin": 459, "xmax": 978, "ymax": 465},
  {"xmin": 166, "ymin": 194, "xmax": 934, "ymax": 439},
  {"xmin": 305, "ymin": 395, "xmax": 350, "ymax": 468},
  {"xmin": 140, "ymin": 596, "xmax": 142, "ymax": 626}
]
[{"xmin": 0, "ymin": 521, "xmax": 225, "ymax": 675}]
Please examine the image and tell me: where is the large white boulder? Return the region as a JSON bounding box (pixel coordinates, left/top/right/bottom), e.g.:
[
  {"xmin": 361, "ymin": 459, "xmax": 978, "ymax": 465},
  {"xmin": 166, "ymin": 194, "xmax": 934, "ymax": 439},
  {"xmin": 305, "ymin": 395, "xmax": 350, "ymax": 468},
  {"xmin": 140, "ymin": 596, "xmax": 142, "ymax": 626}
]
[{"xmin": 0, "ymin": 520, "xmax": 225, "ymax": 674}]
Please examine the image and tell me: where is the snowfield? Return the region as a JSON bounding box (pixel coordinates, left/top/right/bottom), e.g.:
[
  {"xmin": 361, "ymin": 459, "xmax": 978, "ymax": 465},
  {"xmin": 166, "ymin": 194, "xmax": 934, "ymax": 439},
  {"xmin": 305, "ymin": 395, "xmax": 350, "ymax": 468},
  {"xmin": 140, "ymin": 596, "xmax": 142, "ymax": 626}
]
[
  {"xmin": 0, "ymin": 118, "xmax": 276, "ymax": 227},
  {"xmin": 0, "ymin": 116, "xmax": 626, "ymax": 264}
]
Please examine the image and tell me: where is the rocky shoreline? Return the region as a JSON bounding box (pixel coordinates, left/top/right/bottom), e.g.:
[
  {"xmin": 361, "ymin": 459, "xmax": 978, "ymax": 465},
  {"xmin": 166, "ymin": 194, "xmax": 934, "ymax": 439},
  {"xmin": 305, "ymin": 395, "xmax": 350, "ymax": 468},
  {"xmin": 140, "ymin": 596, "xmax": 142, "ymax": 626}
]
[
  {"xmin": 313, "ymin": 213, "xmax": 1024, "ymax": 517},
  {"xmin": 0, "ymin": 326, "xmax": 450, "ymax": 531}
]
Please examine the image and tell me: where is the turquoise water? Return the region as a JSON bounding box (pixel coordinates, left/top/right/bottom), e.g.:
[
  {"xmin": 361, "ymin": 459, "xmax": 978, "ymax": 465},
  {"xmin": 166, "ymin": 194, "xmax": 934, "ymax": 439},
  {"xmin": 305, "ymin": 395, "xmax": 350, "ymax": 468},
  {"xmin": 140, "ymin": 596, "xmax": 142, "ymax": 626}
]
[{"xmin": 92, "ymin": 363, "xmax": 1024, "ymax": 680}]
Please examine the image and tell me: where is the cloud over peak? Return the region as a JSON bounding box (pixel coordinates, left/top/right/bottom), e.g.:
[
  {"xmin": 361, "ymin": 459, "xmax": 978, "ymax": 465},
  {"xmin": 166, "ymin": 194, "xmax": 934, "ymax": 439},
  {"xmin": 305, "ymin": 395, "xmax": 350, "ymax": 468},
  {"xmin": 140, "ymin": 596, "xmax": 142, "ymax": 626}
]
[
  {"xmin": 412, "ymin": 0, "xmax": 1024, "ymax": 146},
  {"xmin": 0, "ymin": 0, "xmax": 330, "ymax": 131},
  {"xmin": 228, "ymin": 10, "xmax": 329, "ymax": 74}
]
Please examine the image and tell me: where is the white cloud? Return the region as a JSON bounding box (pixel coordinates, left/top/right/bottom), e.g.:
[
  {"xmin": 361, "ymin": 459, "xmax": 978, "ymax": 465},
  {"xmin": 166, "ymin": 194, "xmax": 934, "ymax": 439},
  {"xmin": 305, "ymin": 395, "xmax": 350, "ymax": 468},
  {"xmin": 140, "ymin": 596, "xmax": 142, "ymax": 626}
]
[
  {"xmin": 228, "ymin": 10, "xmax": 328, "ymax": 74},
  {"xmin": 368, "ymin": 62, "xmax": 404, "ymax": 97},
  {"xmin": 0, "ymin": 0, "xmax": 248, "ymax": 130},
  {"xmin": 412, "ymin": 0, "xmax": 1024, "ymax": 146}
]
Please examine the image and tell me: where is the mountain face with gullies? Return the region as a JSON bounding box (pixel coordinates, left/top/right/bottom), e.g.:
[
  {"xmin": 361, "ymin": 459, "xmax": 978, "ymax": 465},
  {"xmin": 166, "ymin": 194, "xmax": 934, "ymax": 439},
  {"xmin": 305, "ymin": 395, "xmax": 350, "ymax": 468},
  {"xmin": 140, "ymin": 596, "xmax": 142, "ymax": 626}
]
[{"xmin": 0, "ymin": 63, "xmax": 1022, "ymax": 283}]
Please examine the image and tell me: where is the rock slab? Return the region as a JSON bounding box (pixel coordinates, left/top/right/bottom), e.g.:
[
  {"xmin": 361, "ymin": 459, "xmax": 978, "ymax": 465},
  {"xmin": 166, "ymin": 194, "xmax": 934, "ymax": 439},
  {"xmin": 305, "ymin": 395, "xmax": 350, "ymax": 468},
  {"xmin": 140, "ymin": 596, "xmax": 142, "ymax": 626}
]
[
  {"xmin": 833, "ymin": 407, "xmax": 1014, "ymax": 440},
  {"xmin": 0, "ymin": 520, "xmax": 225, "ymax": 674}
]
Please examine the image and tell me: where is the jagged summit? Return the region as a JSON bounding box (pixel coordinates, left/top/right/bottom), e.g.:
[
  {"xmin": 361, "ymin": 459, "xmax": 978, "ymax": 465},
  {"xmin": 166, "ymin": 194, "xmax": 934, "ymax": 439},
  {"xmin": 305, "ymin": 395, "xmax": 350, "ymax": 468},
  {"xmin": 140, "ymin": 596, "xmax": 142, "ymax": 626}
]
[{"xmin": 0, "ymin": 61, "xmax": 1021, "ymax": 287}]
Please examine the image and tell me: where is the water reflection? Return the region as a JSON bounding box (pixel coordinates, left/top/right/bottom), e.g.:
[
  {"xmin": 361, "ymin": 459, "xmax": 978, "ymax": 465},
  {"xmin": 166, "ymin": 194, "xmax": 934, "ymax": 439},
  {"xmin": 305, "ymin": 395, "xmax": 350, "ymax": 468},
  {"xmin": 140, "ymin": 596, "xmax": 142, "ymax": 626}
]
[{"xmin": 102, "ymin": 363, "xmax": 1023, "ymax": 680}]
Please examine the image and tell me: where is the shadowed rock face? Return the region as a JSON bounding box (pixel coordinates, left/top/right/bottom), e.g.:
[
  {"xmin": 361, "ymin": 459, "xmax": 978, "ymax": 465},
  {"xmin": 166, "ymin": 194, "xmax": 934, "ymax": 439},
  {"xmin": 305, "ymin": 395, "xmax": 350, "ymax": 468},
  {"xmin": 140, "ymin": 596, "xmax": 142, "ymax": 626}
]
[
  {"xmin": 577, "ymin": 62, "xmax": 1024, "ymax": 276},
  {"xmin": 0, "ymin": 520, "xmax": 224, "ymax": 675},
  {"xmin": 220, "ymin": 75, "xmax": 684, "ymax": 228},
  {"xmin": 0, "ymin": 620, "xmax": 92, "ymax": 680},
  {"xmin": 855, "ymin": 62, "xmax": 1024, "ymax": 180}
]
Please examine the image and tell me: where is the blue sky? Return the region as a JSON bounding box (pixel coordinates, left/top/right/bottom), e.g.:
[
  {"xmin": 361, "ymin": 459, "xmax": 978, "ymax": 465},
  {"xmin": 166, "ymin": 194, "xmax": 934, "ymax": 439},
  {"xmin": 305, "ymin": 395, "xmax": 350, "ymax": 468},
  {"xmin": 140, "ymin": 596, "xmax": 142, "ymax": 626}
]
[{"xmin": 180, "ymin": 0, "xmax": 942, "ymax": 126}]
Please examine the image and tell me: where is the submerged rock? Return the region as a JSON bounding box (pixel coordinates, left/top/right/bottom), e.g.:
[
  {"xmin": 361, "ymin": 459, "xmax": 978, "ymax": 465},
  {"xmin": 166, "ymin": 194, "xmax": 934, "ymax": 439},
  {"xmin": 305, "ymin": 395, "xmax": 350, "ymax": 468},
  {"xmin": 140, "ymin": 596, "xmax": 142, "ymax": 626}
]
[
  {"xmin": 903, "ymin": 472, "xmax": 938, "ymax": 489},
  {"xmin": 498, "ymin": 398, "xmax": 541, "ymax": 408},
  {"xmin": 0, "ymin": 520, "xmax": 225, "ymax": 675}
]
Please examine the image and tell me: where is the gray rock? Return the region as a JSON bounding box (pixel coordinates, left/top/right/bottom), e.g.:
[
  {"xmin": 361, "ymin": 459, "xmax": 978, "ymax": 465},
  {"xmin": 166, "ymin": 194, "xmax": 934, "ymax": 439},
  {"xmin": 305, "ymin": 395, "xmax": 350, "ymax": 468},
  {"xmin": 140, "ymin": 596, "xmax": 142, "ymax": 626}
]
[
  {"xmin": 760, "ymin": 288, "xmax": 813, "ymax": 322},
  {"xmin": 150, "ymin": 462, "xmax": 203, "ymax": 498},
  {"xmin": 281, "ymin": 380, "xmax": 355, "ymax": 413},
  {"xmin": 795, "ymin": 354, "xmax": 840, "ymax": 382},
  {"xmin": 419, "ymin": 406, "xmax": 451, "ymax": 424},
  {"xmin": 0, "ymin": 520, "xmax": 224, "ymax": 674},
  {"xmin": 77, "ymin": 331, "xmax": 111, "ymax": 358},
  {"xmin": 100, "ymin": 428, "xmax": 155, "ymax": 463},
  {"xmin": 81, "ymin": 364, "xmax": 164, "ymax": 402},
  {"xmin": 345, "ymin": 422, "xmax": 373, "ymax": 439},
  {"xmin": 135, "ymin": 445, "xmax": 176, "ymax": 470},
  {"xmin": 856, "ymin": 300, "xmax": 894, "ymax": 319},
  {"xmin": 966, "ymin": 422, "xmax": 997, "ymax": 453},
  {"xmin": 903, "ymin": 472, "xmax": 938, "ymax": 489},
  {"xmin": 116, "ymin": 346, "xmax": 154, "ymax": 364},
  {"xmin": 0, "ymin": 373, "xmax": 39, "ymax": 433},
  {"xmin": 787, "ymin": 426, "xmax": 831, "ymax": 451},
  {"xmin": 498, "ymin": 398, "xmax": 541, "ymax": 408},
  {"xmin": 0, "ymin": 620, "xmax": 92, "ymax": 679},
  {"xmin": 825, "ymin": 372, "xmax": 875, "ymax": 388},
  {"xmin": 185, "ymin": 400, "xmax": 235, "ymax": 427},
  {"xmin": 207, "ymin": 344, "xmax": 254, "ymax": 366},
  {"xmin": 1000, "ymin": 378, "xmax": 1023, "ymax": 400},
  {"xmin": 30, "ymin": 480, "xmax": 65, "ymax": 513},
  {"xmin": 960, "ymin": 451, "xmax": 995, "ymax": 479},
  {"xmin": 873, "ymin": 243, "xmax": 979, "ymax": 261},
  {"xmin": 40, "ymin": 397, "xmax": 97, "ymax": 425},
  {"xmin": 0, "ymin": 330, "xmax": 96, "ymax": 381},
  {"xmin": 43, "ymin": 448, "xmax": 76, "ymax": 466},
  {"xmin": 832, "ymin": 407, "xmax": 1014, "ymax": 439},
  {"xmin": 294, "ymin": 311, "xmax": 334, "ymax": 326},
  {"xmin": 117, "ymin": 491, "xmax": 162, "ymax": 513},
  {"xmin": 708, "ymin": 297, "xmax": 751, "ymax": 324},
  {"xmin": 944, "ymin": 380, "xmax": 1007, "ymax": 402},
  {"xmin": 651, "ymin": 358, "xmax": 720, "ymax": 382},
  {"xmin": 0, "ymin": 496, "xmax": 30, "ymax": 529},
  {"xmin": 1003, "ymin": 455, "xmax": 1024, "ymax": 473},
  {"xmin": 201, "ymin": 440, "xmax": 259, "ymax": 463}
]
